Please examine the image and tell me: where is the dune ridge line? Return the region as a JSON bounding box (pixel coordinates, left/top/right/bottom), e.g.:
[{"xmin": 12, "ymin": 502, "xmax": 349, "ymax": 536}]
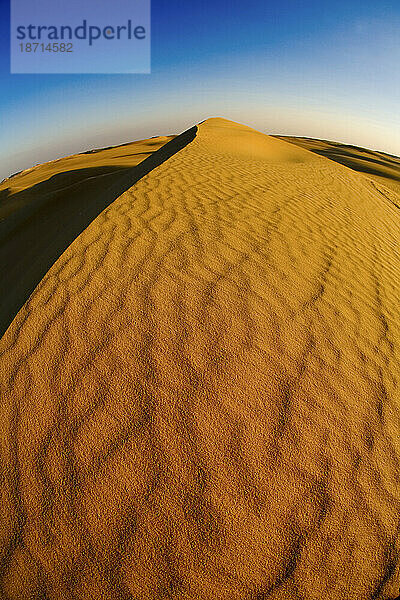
[{"xmin": 0, "ymin": 125, "xmax": 198, "ymax": 338}]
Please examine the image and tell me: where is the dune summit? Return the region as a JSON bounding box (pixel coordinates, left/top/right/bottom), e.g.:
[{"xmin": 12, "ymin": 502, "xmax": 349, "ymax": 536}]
[{"xmin": 0, "ymin": 117, "xmax": 400, "ymax": 599}]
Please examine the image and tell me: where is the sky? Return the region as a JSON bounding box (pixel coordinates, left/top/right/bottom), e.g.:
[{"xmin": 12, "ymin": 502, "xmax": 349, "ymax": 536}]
[{"xmin": 1, "ymin": 0, "xmax": 400, "ymax": 180}]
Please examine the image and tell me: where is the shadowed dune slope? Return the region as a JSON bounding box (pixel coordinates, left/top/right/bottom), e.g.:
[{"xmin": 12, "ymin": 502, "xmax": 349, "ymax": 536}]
[
  {"xmin": 273, "ymin": 135, "xmax": 400, "ymax": 197},
  {"xmin": 0, "ymin": 135, "xmax": 177, "ymax": 197},
  {"xmin": 1, "ymin": 117, "xmax": 400, "ymax": 600},
  {"xmin": 0, "ymin": 129, "xmax": 199, "ymax": 338}
]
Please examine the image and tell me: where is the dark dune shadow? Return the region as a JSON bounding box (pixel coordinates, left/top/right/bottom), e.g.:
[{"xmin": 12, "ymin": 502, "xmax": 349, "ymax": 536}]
[
  {"xmin": 0, "ymin": 125, "xmax": 197, "ymax": 339},
  {"xmin": 0, "ymin": 166, "xmax": 129, "ymax": 223}
]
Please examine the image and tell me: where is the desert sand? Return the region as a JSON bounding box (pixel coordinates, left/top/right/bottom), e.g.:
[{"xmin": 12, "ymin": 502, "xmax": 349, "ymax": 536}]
[
  {"xmin": 0, "ymin": 135, "xmax": 177, "ymax": 197},
  {"xmin": 0, "ymin": 131, "xmax": 197, "ymax": 339},
  {"xmin": 0, "ymin": 118, "xmax": 399, "ymax": 599},
  {"xmin": 274, "ymin": 135, "xmax": 400, "ymax": 196}
]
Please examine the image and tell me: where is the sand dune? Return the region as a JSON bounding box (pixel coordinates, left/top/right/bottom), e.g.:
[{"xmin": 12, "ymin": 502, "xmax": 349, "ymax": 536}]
[
  {"xmin": 0, "ymin": 117, "xmax": 400, "ymax": 599},
  {"xmin": 274, "ymin": 135, "xmax": 400, "ymax": 196},
  {"xmin": 0, "ymin": 135, "xmax": 177, "ymax": 197},
  {"xmin": 0, "ymin": 130, "xmax": 198, "ymax": 339}
]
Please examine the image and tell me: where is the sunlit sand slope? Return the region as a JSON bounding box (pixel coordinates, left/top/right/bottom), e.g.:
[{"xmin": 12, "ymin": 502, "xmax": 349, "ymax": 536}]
[
  {"xmin": 274, "ymin": 135, "xmax": 400, "ymax": 196},
  {"xmin": 1, "ymin": 118, "xmax": 400, "ymax": 600},
  {"xmin": 0, "ymin": 132, "xmax": 195, "ymax": 338}
]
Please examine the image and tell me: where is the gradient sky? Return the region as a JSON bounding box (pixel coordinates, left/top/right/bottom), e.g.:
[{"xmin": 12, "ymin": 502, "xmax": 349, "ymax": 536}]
[{"xmin": 1, "ymin": 0, "xmax": 400, "ymax": 180}]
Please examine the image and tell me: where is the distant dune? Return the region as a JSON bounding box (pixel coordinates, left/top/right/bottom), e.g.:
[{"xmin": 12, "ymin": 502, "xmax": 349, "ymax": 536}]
[
  {"xmin": 0, "ymin": 118, "xmax": 399, "ymax": 600},
  {"xmin": 273, "ymin": 135, "xmax": 400, "ymax": 196}
]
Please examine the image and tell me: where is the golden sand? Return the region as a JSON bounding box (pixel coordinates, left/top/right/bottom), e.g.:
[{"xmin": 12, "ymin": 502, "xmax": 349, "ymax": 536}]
[
  {"xmin": 274, "ymin": 135, "xmax": 400, "ymax": 196},
  {"xmin": 0, "ymin": 134, "xmax": 175, "ymax": 199},
  {"xmin": 0, "ymin": 132, "xmax": 183, "ymax": 339},
  {"xmin": 0, "ymin": 118, "xmax": 399, "ymax": 599}
]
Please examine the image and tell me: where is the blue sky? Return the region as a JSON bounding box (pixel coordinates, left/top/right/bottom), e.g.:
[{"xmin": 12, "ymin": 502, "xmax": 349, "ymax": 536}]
[{"xmin": 1, "ymin": 0, "xmax": 400, "ymax": 180}]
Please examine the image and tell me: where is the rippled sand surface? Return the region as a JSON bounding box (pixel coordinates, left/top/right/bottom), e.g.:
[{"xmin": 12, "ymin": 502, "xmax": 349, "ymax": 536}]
[{"xmin": 1, "ymin": 118, "xmax": 400, "ymax": 599}]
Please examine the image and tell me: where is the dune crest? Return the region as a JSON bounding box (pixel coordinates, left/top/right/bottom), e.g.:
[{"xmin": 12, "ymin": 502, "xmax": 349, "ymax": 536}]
[
  {"xmin": 0, "ymin": 118, "xmax": 400, "ymax": 600},
  {"xmin": 198, "ymin": 118, "xmax": 320, "ymax": 164},
  {"xmin": 0, "ymin": 128, "xmax": 196, "ymax": 338}
]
